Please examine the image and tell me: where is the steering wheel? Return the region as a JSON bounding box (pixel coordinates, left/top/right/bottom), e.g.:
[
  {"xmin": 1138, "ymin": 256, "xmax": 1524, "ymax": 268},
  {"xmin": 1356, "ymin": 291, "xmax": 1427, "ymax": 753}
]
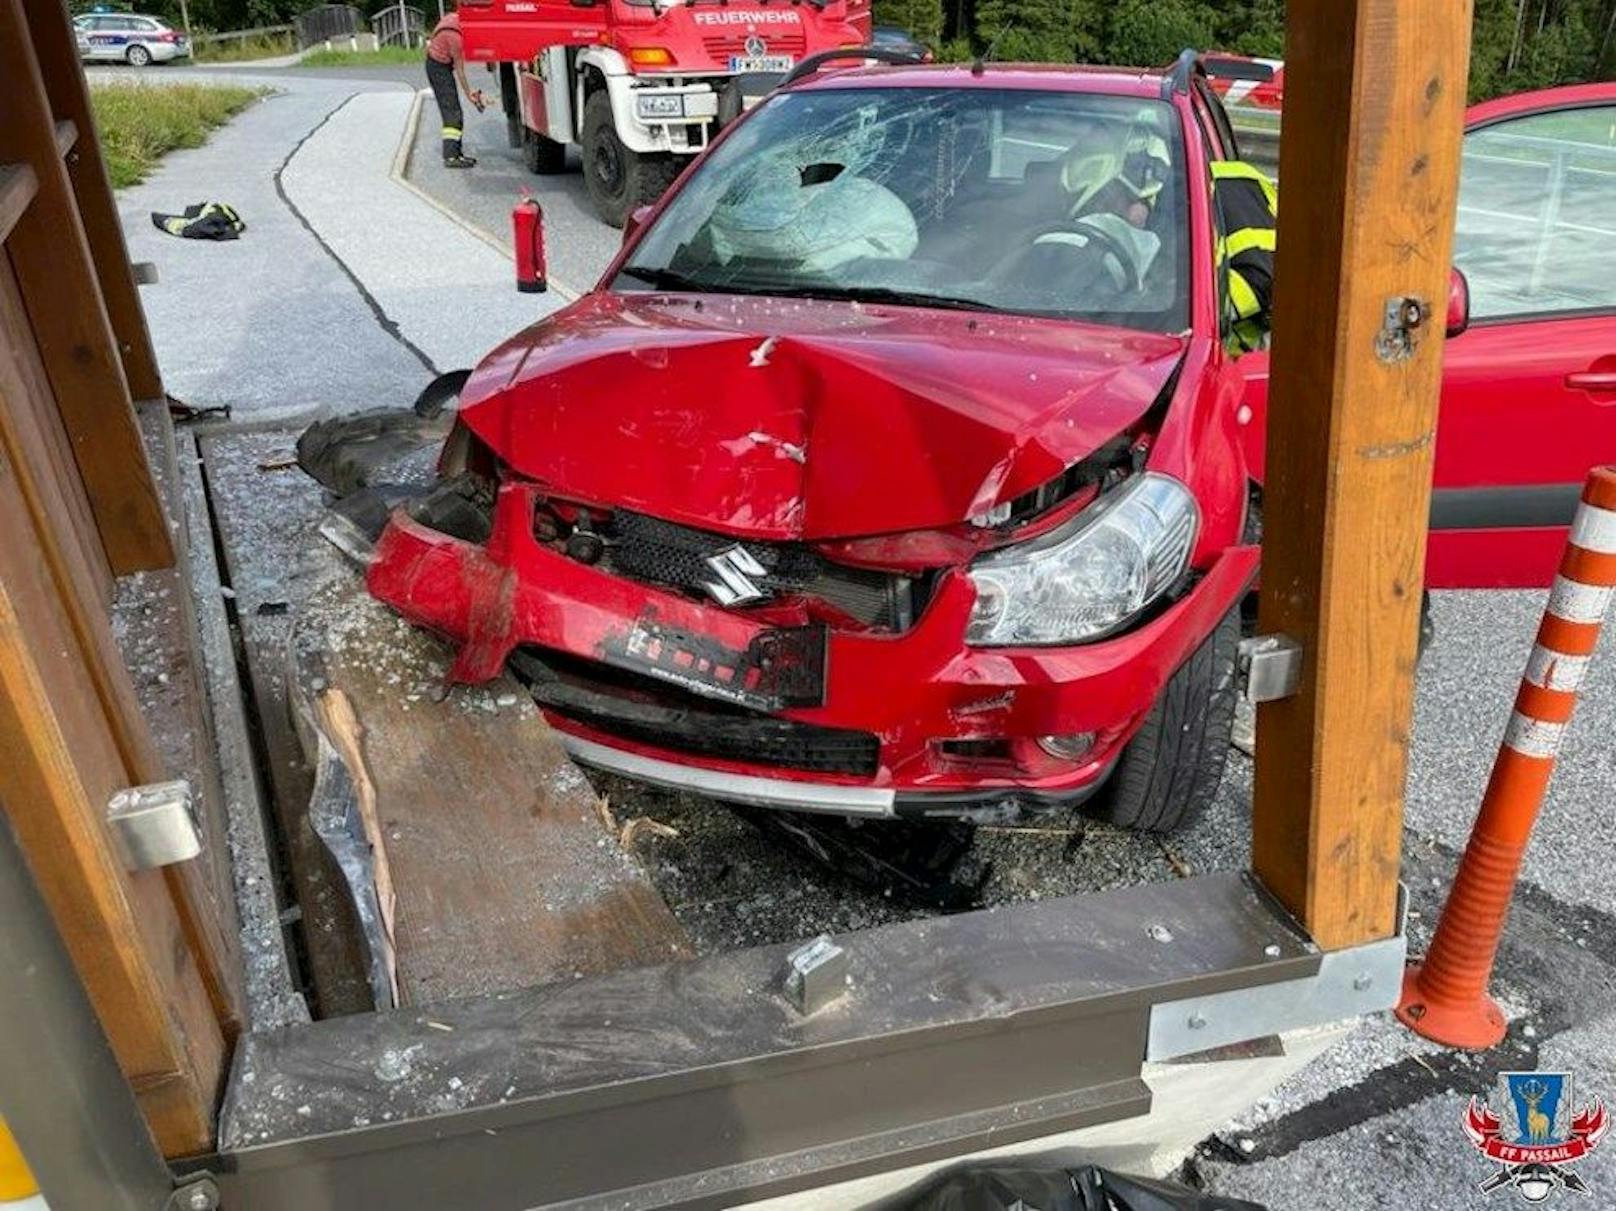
[
  {"xmin": 987, "ymin": 215, "xmax": 1144, "ymax": 296},
  {"xmin": 1055, "ymin": 216, "xmax": 1143, "ymax": 293}
]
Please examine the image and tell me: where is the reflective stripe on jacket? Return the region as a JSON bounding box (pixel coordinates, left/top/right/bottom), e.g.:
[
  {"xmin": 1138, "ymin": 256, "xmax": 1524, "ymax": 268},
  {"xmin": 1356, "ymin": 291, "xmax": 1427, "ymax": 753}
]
[{"xmin": 1211, "ymin": 160, "xmax": 1278, "ymax": 353}]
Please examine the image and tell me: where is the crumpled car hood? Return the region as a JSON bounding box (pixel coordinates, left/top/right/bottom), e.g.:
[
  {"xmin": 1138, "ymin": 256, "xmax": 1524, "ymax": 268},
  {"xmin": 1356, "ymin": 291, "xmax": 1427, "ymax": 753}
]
[{"xmin": 459, "ymin": 292, "xmax": 1187, "ymax": 540}]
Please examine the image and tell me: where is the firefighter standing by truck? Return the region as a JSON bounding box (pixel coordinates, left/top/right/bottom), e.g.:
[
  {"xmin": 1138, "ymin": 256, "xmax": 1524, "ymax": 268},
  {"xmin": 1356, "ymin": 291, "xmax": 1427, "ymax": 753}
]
[{"xmin": 425, "ymin": 4, "xmax": 487, "ymax": 169}]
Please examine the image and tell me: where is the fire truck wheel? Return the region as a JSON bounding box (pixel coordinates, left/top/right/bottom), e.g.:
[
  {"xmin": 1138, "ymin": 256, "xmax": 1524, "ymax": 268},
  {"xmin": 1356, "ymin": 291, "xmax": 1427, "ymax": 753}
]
[
  {"xmin": 522, "ymin": 127, "xmax": 566, "ymax": 175},
  {"xmin": 1083, "ymin": 606, "xmax": 1240, "ymax": 834},
  {"xmin": 582, "ymin": 92, "xmax": 678, "ymax": 227}
]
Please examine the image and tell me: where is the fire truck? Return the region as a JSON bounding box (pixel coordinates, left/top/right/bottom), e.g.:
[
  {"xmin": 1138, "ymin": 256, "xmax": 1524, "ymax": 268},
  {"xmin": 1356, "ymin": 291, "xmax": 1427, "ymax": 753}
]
[{"xmin": 459, "ymin": 0, "xmax": 873, "ymax": 226}]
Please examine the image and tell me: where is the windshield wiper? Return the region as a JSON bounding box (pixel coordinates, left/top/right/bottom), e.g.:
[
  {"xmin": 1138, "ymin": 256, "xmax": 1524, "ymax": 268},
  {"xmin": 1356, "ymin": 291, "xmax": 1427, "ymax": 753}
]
[
  {"xmin": 619, "ymin": 268, "xmax": 999, "ymax": 314},
  {"xmin": 617, "ymin": 264, "xmax": 718, "ymax": 292},
  {"xmin": 777, "ymin": 284, "xmax": 1000, "ymax": 312}
]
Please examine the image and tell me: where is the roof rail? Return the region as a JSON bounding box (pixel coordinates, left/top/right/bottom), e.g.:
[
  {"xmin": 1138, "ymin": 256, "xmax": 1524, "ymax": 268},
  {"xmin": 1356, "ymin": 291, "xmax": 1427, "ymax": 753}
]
[
  {"xmin": 1162, "ymin": 48, "xmax": 1202, "ymax": 98},
  {"xmin": 782, "ymin": 45, "xmax": 925, "ymax": 86},
  {"xmin": 1201, "ymin": 53, "xmax": 1276, "ymax": 83}
]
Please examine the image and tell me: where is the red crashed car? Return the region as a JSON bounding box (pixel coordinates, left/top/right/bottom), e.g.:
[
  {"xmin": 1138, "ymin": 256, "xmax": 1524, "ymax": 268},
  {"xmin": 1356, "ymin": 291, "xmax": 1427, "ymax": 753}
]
[
  {"xmin": 1241, "ymin": 80, "xmax": 1616, "ymax": 587},
  {"xmin": 363, "ymin": 63, "xmax": 1608, "ymax": 832},
  {"xmin": 370, "ymin": 63, "xmax": 1616, "ymax": 834}
]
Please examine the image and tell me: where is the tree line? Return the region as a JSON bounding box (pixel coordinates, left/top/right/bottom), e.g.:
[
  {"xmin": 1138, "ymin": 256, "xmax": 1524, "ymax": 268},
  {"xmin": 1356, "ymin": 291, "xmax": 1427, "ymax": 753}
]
[
  {"xmin": 877, "ymin": 0, "xmax": 1616, "ymax": 100},
  {"xmin": 98, "ymin": 0, "xmax": 1616, "ymax": 99}
]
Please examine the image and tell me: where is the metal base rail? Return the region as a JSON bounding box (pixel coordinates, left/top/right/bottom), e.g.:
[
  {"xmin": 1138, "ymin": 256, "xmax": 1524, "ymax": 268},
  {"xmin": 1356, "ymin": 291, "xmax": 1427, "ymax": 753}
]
[{"xmin": 168, "ymin": 872, "xmax": 1402, "ymax": 1210}]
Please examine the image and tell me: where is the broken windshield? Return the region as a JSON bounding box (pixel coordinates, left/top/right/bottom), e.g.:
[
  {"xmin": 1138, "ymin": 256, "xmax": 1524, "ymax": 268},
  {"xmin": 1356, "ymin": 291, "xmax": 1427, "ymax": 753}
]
[{"xmin": 616, "ymin": 87, "xmax": 1189, "ymax": 331}]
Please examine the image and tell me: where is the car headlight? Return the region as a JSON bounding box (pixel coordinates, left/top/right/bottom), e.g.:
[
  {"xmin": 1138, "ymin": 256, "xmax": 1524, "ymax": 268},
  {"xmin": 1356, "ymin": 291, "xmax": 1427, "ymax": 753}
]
[
  {"xmin": 635, "ymin": 93, "xmax": 686, "ymax": 120},
  {"xmin": 965, "ymin": 472, "xmax": 1199, "ymax": 646}
]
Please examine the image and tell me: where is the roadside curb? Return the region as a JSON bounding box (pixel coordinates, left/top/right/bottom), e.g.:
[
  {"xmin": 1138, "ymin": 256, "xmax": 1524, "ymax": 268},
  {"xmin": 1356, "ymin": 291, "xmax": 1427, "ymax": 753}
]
[{"xmin": 388, "ymin": 88, "xmax": 582, "ymax": 302}]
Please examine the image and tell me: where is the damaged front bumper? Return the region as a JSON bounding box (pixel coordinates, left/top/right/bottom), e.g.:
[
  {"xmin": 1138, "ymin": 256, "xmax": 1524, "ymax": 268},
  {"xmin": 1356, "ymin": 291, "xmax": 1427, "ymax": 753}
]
[{"xmin": 367, "ymin": 480, "xmax": 1259, "ymax": 819}]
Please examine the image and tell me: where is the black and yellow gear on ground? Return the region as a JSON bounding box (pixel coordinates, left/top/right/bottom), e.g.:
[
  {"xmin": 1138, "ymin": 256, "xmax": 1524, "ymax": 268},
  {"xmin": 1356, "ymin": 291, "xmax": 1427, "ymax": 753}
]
[{"xmin": 150, "ymin": 201, "xmax": 245, "ymax": 241}]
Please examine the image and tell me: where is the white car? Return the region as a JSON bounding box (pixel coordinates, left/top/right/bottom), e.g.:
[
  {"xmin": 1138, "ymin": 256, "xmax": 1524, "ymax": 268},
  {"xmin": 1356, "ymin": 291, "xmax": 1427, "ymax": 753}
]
[{"xmin": 75, "ymin": 12, "xmax": 190, "ymax": 65}]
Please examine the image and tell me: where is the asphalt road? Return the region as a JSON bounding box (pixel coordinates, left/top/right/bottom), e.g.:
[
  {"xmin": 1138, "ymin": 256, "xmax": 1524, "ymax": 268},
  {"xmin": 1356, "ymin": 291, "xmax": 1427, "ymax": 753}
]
[
  {"xmin": 110, "ymin": 62, "xmax": 1616, "ymax": 1208},
  {"xmin": 405, "ymin": 74, "xmax": 626, "ymax": 295}
]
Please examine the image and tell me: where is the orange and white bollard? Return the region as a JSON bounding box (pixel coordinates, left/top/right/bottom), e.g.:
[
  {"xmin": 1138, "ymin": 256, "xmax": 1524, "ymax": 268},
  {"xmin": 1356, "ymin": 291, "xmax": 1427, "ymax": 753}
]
[
  {"xmin": 0, "ymin": 1117, "xmax": 39, "ymax": 1206},
  {"xmin": 1397, "ymin": 465, "xmax": 1616, "ymax": 1049}
]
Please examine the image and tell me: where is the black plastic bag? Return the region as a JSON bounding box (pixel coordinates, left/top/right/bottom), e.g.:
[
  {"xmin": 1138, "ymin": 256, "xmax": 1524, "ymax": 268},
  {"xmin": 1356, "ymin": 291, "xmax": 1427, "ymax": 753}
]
[{"xmin": 895, "ymin": 1164, "xmax": 1266, "ymax": 1211}]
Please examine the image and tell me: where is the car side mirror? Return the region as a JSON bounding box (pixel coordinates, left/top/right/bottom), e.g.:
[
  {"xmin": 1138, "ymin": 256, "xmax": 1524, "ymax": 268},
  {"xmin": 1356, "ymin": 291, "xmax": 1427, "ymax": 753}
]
[
  {"xmin": 624, "ymin": 204, "xmax": 654, "ymax": 244},
  {"xmin": 1446, "ymin": 267, "xmax": 1470, "ymax": 338}
]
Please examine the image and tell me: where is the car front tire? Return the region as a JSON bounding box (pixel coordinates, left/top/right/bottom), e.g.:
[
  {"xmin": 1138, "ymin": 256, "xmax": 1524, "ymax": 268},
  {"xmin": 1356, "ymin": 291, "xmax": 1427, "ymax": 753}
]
[
  {"xmin": 1084, "ymin": 606, "xmax": 1240, "ymax": 834},
  {"xmin": 126, "ymin": 43, "xmax": 152, "ymax": 66}
]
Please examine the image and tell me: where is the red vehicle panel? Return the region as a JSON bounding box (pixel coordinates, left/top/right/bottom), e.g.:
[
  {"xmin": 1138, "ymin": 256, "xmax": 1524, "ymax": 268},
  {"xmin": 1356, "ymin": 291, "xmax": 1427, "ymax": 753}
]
[
  {"xmin": 460, "ymin": 293, "xmax": 1192, "ymax": 541},
  {"xmin": 458, "ymin": 0, "xmax": 864, "ymax": 73},
  {"xmin": 369, "ymin": 489, "xmax": 1258, "ymax": 805},
  {"xmin": 1239, "ymin": 81, "xmax": 1616, "ymax": 587}
]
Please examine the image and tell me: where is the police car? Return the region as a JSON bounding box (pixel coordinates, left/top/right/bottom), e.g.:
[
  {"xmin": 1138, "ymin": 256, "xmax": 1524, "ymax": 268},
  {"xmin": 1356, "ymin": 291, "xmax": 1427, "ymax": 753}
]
[{"xmin": 75, "ymin": 12, "xmax": 190, "ymax": 65}]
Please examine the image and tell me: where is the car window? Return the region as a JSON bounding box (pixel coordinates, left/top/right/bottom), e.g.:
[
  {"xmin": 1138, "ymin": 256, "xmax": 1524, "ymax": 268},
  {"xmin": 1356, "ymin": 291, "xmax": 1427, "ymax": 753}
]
[
  {"xmin": 617, "ymin": 87, "xmax": 1190, "ymax": 333},
  {"xmin": 1456, "ymin": 104, "xmax": 1616, "ymax": 321},
  {"xmin": 1192, "ymin": 79, "xmax": 1239, "ymax": 160}
]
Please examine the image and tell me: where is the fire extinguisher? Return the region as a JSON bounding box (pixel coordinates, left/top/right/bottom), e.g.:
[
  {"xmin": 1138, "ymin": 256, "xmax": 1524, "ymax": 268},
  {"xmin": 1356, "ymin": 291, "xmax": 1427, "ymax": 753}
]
[{"xmin": 513, "ymin": 192, "xmax": 546, "ymax": 294}]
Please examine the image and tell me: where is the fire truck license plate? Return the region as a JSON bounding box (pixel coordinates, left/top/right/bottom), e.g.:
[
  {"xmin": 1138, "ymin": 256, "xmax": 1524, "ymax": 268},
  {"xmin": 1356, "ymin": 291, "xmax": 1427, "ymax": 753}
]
[{"xmin": 729, "ymin": 55, "xmax": 794, "ymax": 72}]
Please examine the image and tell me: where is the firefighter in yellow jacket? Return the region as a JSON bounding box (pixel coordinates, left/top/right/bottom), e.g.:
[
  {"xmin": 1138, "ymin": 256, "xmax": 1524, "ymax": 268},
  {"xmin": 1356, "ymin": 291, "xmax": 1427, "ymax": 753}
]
[{"xmin": 1211, "ymin": 160, "xmax": 1278, "ymax": 354}]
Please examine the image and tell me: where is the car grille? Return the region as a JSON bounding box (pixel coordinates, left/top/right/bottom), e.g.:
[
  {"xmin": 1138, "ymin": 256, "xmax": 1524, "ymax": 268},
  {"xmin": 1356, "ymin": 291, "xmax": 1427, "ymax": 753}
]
[
  {"xmin": 510, "ymin": 649, "xmax": 880, "ymax": 777},
  {"xmin": 601, "ymin": 510, "xmax": 915, "ymax": 630},
  {"xmin": 701, "ymin": 30, "xmax": 806, "ymax": 59}
]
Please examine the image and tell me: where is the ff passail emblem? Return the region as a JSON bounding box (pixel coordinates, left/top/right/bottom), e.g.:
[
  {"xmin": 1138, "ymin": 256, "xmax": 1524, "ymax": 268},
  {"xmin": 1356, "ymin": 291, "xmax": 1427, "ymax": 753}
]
[{"xmin": 1463, "ymin": 1071, "xmax": 1608, "ymax": 1202}]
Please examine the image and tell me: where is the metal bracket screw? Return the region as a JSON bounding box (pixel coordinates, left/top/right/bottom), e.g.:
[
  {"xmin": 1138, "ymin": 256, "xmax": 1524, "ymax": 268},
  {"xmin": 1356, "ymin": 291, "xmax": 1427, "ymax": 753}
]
[
  {"xmin": 166, "ymin": 1177, "xmax": 220, "ymax": 1211},
  {"xmin": 783, "ymin": 935, "xmax": 848, "ymax": 1016},
  {"xmin": 1188, "ymin": 1012, "xmax": 1207, "ymax": 1030},
  {"xmin": 1374, "ymin": 294, "xmax": 1431, "ymax": 363},
  {"xmin": 106, "ymin": 779, "xmax": 200, "ymax": 870},
  {"xmin": 1239, "ymin": 634, "xmax": 1303, "ymax": 703},
  {"xmin": 1146, "ymin": 924, "xmax": 1174, "ymax": 943}
]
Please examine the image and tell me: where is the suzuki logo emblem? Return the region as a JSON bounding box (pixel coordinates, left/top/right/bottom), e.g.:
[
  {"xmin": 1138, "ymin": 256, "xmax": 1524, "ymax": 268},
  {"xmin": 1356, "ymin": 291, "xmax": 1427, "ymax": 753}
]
[
  {"xmin": 702, "ymin": 545, "xmax": 767, "ymax": 606},
  {"xmin": 744, "ymin": 33, "xmax": 767, "ymax": 56}
]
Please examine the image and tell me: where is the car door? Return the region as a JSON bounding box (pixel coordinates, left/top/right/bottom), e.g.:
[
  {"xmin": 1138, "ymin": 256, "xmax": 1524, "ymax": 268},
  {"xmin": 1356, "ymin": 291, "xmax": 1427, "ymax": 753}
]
[
  {"xmin": 1430, "ymin": 90, "xmax": 1616, "ymax": 587},
  {"xmin": 83, "ymin": 16, "xmax": 119, "ymax": 60}
]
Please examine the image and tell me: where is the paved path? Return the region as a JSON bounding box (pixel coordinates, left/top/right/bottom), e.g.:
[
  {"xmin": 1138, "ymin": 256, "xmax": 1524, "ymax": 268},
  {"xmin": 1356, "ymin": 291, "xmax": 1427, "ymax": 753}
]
[
  {"xmin": 113, "ymin": 64, "xmax": 559, "ymax": 421},
  {"xmin": 403, "ymin": 86, "xmax": 624, "ymax": 296}
]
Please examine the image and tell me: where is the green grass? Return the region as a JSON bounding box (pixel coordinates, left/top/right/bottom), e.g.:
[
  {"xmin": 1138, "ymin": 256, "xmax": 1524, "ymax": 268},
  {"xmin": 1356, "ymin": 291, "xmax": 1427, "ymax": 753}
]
[
  {"xmin": 192, "ymin": 33, "xmax": 296, "ymax": 63},
  {"xmin": 90, "ymin": 82, "xmax": 263, "ymax": 188},
  {"xmin": 298, "ymin": 45, "xmax": 424, "ymax": 68}
]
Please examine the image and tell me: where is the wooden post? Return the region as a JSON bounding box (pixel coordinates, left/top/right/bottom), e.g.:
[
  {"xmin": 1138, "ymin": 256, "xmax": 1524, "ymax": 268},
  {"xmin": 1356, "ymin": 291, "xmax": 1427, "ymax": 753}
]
[
  {"xmin": 0, "ymin": 0, "xmax": 173, "ymax": 576},
  {"xmin": 1252, "ymin": 1, "xmax": 1473, "ymax": 950},
  {"xmin": 23, "ymin": 0, "xmax": 166, "ymax": 403},
  {"xmin": 0, "ymin": 445, "xmax": 225, "ymax": 1155}
]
